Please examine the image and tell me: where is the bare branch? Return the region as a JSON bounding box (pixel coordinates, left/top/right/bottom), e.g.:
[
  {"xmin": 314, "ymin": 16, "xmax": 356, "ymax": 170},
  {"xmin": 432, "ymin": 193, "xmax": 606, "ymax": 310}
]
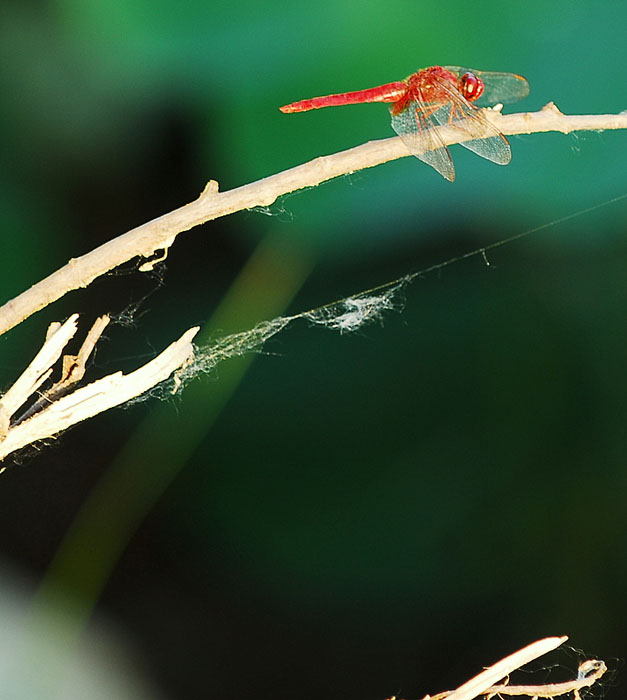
[{"xmin": 0, "ymin": 105, "xmax": 625, "ymax": 338}]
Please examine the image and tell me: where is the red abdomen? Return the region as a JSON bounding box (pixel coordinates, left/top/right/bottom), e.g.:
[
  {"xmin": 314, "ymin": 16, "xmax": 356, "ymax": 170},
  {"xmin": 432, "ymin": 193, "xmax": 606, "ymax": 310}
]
[{"xmin": 280, "ymin": 82, "xmax": 407, "ymax": 113}]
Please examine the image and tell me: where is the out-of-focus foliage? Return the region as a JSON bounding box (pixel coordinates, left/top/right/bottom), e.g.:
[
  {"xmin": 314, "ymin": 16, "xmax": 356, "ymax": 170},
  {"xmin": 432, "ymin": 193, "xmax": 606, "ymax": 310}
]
[{"xmin": 0, "ymin": 1, "xmax": 626, "ymax": 699}]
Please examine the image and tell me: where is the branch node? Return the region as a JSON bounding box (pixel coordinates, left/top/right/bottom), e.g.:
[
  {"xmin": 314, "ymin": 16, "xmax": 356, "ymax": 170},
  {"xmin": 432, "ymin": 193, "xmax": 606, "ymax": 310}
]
[
  {"xmin": 542, "ymin": 101, "xmax": 563, "ymax": 116},
  {"xmin": 199, "ymin": 179, "xmax": 220, "ymax": 199}
]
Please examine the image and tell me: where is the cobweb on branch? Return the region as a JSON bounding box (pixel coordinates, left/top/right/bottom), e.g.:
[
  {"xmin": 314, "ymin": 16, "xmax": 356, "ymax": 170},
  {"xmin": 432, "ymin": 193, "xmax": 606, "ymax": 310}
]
[
  {"xmin": 156, "ymin": 279, "xmax": 408, "ymax": 398},
  {"xmin": 178, "ymin": 318, "xmax": 293, "ymax": 382},
  {"xmin": 155, "ymin": 192, "xmax": 627, "ymax": 398}
]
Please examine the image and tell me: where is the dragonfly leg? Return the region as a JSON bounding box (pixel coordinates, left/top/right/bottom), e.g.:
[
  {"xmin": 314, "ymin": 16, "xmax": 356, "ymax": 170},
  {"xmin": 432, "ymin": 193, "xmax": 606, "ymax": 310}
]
[
  {"xmin": 413, "ymin": 101, "xmax": 446, "ymax": 132},
  {"xmin": 448, "ymin": 103, "xmax": 464, "ymax": 125}
]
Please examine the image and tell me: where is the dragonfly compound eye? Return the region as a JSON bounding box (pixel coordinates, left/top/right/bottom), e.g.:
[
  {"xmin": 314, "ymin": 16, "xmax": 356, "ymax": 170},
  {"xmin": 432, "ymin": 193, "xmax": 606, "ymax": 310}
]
[{"xmin": 458, "ymin": 72, "xmax": 484, "ymax": 101}]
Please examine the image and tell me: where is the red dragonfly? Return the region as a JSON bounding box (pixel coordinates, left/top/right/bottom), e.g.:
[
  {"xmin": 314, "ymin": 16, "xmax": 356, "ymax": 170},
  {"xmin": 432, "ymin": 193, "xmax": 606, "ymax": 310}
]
[{"xmin": 280, "ymin": 65, "xmax": 529, "ymax": 182}]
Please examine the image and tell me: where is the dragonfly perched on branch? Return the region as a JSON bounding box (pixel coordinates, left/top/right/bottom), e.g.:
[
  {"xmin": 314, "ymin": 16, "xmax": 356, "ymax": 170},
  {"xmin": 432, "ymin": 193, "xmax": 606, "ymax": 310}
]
[{"xmin": 280, "ymin": 65, "xmax": 530, "ymax": 181}]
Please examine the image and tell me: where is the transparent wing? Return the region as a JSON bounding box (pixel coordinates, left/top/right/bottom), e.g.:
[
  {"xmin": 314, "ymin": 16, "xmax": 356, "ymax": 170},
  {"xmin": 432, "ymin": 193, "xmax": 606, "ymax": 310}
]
[
  {"xmin": 390, "ymin": 100, "xmax": 455, "ymax": 181},
  {"xmin": 432, "ymin": 75, "xmax": 511, "ymax": 166},
  {"xmin": 444, "ymin": 66, "xmax": 530, "ymax": 106}
]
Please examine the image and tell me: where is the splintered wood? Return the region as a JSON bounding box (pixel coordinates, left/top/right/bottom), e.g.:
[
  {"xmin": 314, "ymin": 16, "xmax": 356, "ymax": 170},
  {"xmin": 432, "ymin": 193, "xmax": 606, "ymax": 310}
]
[{"xmin": 0, "ymin": 315, "xmax": 198, "ymax": 462}]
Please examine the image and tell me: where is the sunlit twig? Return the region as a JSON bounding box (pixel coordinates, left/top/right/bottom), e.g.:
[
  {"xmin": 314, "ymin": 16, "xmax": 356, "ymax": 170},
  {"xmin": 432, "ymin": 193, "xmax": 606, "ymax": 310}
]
[{"xmin": 0, "ymin": 104, "xmax": 625, "ymax": 338}]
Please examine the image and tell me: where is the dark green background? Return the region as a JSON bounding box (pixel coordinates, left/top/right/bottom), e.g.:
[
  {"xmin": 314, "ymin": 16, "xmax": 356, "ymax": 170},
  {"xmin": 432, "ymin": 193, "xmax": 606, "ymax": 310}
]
[{"xmin": 0, "ymin": 1, "xmax": 625, "ymax": 698}]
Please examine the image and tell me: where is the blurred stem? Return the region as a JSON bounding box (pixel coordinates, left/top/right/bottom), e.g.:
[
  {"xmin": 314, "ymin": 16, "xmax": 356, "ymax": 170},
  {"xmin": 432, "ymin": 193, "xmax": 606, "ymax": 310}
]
[{"xmin": 14, "ymin": 231, "xmax": 313, "ymax": 696}]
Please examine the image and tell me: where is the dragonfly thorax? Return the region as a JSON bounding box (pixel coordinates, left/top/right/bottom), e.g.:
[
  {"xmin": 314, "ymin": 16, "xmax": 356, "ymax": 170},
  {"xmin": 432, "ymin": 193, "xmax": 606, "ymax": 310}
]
[
  {"xmin": 404, "ymin": 66, "xmax": 459, "ymax": 104},
  {"xmin": 403, "ymin": 66, "xmax": 485, "ymax": 107}
]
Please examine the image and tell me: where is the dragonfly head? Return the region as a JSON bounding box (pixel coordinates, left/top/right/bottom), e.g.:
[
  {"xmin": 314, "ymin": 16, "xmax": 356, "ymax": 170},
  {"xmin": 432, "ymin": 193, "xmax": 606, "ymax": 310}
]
[{"xmin": 458, "ymin": 72, "xmax": 484, "ymax": 102}]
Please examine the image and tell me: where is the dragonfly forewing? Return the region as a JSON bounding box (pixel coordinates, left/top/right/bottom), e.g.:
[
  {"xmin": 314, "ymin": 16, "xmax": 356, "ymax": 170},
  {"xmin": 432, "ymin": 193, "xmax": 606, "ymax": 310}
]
[{"xmin": 432, "ymin": 88, "xmax": 512, "ymax": 166}]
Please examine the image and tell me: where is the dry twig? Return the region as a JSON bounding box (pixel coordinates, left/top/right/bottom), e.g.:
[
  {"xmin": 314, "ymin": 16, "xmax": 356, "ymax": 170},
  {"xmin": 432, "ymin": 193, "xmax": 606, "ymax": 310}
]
[
  {"xmin": 480, "ymin": 659, "xmax": 606, "ymax": 700},
  {"xmin": 427, "ymin": 659, "xmax": 607, "ymax": 700},
  {"xmin": 393, "ymin": 638, "xmax": 606, "ymax": 700}
]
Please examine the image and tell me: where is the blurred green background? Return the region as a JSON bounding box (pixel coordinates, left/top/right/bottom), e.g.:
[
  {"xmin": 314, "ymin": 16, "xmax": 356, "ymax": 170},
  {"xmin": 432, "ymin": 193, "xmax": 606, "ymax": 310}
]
[{"xmin": 0, "ymin": 0, "xmax": 626, "ymax": 698}]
